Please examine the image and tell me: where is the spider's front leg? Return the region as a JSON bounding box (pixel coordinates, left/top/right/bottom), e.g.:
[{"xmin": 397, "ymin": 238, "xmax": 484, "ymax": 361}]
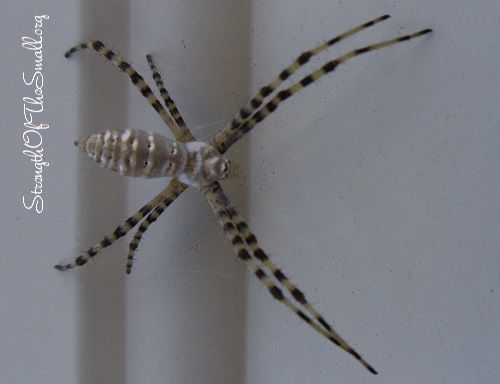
[
  {"xmin": 202, "ymin": 181, "xmax": 378, "ymax": 374},
  {"xmin": 212, "ymin": 21, "xmax": 431, "ymax": 154}
]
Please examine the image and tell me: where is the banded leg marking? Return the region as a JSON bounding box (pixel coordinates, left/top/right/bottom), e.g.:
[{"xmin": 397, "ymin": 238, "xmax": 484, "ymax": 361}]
[
  {"xmin": 202, "ymin": 181, "xmax": 377, "ymax": 374},
  {"xmin": 225, "ymin": 15, "xmax": 390, "ymax": 135},
  {"xmin": 55, "ymin": 180, "xmax": 187, "ymax": 271},
  {"xmin": 65, "ymin": 41, "xmax": 184, "ymax": 141},
  {"xmin": 126, "ymin": 179, "xmax": 187, "ymax": 273},
  {"xmin": 232, "ymin": 211, "xmax": 377, "ymax": 374},
  {"xmin": 213, "ymin": 28, "xmax": 431, "ymax": 153},
  {"xmin": 146, "ymin": 54, "xmax": 195, "ymax": 143}
]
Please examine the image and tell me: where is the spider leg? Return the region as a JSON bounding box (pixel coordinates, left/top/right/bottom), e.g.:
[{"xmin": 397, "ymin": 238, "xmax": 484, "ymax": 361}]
[
  {"xmin": 55, "ymin": 180, "xmax": 187, "ymax": 271},
  {"xmin": 226, "ymin": 15, "xmax": 390, "ymax": 134},
  {"xmin": 65, "ymin": 41, "xmax": 185, "ymax": 141},
  {"xmin": 201, "ymin": 181, "xmax": 377, "ymax": 374},
  {"xmin": 118, "ymin": 55, "xmax": 199, "ymax": 273},
  {"xmin": 125, "ymin": 179, "xmax": 187, "ymax": 273},
  {"xmin": 146, "ymin": 54, "xmax": 195, "ymax": 143},
  {"xmin": 212, "ymin": 27, "xmax": 431, "ymax": 153},
  {"xmin": 64, "ymin": 46, "xmax": 197, "ymax": 273}
]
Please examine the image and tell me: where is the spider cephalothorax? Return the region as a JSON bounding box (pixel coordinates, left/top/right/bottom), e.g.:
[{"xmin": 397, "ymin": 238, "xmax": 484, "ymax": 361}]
[{"xmin": 57, "ymin": 15, "xmax": 431, "ymax": 375}]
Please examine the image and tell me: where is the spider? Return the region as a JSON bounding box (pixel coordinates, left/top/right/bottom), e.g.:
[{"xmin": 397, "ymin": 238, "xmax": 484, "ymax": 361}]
[{"xmin": 56, "ymin": 15, "xmax": 431, "ymax": 375}]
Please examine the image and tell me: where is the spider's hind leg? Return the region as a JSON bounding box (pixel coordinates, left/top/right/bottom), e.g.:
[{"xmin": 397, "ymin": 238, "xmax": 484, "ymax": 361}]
[
  {"xmin": 125, "ymin": 179, "xmax": 187, "ymax": 274},
  {"xmin": 65, "ymin": 41, "xmax": 183, "ymax": 140},
  {"xmin": 146, "ymin": 55, "xmax": 194, "ymax": 142},
  {"xmin": 56, "ymin": 180, "xmax": 188, "ymax": 272}
]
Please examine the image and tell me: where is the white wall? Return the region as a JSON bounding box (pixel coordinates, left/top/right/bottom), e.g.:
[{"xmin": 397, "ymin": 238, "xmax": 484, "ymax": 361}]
[{"xmin": 2, "ymin": 1, "xmax": 499, "ymax": 383}]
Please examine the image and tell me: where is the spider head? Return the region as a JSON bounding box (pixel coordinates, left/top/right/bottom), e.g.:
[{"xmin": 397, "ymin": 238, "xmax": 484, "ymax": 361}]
[
  {"xmin": 216, "ymin": 157, "xmax": 231, "ymax": 179},
  {"xmin": 179, "ymin": 142, "xmax": 233, "ymax": 187},
  {"xmin": 199, "ymin": 150, "xmax": 232, "ymax": 183},
  {"xmin": 223, "ymin": 159, "xmax": 240, "ymax": 180}
]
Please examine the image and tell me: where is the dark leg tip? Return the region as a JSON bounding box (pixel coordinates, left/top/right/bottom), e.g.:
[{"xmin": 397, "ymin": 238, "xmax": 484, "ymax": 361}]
[
  {"xmin": 367, "ymin": 365, "xmax": 378, "ymax": 375},
  {"xmin": 64, "ymin": 48, "xmax": 75, "ymax": 58}
]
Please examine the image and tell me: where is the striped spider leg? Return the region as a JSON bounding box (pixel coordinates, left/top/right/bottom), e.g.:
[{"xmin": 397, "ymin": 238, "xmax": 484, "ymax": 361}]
[
  {"xmin": 56, "ymin": 15, "xmax": 431, "ymax": 374},
  {"xmin": 212, "ymin": 16, "xmax": 431, "ymax": 153},
  {"xmin": 201, "ymin": 181, "xmax": 377, "ymax": 373}
]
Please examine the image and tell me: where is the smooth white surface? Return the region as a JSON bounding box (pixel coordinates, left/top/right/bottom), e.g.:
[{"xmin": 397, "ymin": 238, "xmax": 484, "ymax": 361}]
[{"xmin": 2, "ymin": 1, "xmax": 500, "ymax": 383}]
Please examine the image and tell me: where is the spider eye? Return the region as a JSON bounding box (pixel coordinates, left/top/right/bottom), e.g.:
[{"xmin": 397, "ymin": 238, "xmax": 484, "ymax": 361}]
[{"xmin": 221, "ymin": 162, "xmax": 229, "ymax": 175}]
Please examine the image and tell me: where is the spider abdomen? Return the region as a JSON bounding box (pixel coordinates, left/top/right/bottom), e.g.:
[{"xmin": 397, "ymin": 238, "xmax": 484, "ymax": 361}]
[
  {"xmin": 75, "ymin": 129, "xmax": 188, "ymax": 178},
  {"xmin": 76, "ymin": 129, "xmax": 231, "ymax": 186}
]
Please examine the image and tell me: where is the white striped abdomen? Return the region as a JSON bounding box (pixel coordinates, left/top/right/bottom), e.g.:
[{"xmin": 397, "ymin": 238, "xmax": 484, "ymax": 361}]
[{"xmin": 76, "ymin": 129, "xmax": 231, "ymax": 186}]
